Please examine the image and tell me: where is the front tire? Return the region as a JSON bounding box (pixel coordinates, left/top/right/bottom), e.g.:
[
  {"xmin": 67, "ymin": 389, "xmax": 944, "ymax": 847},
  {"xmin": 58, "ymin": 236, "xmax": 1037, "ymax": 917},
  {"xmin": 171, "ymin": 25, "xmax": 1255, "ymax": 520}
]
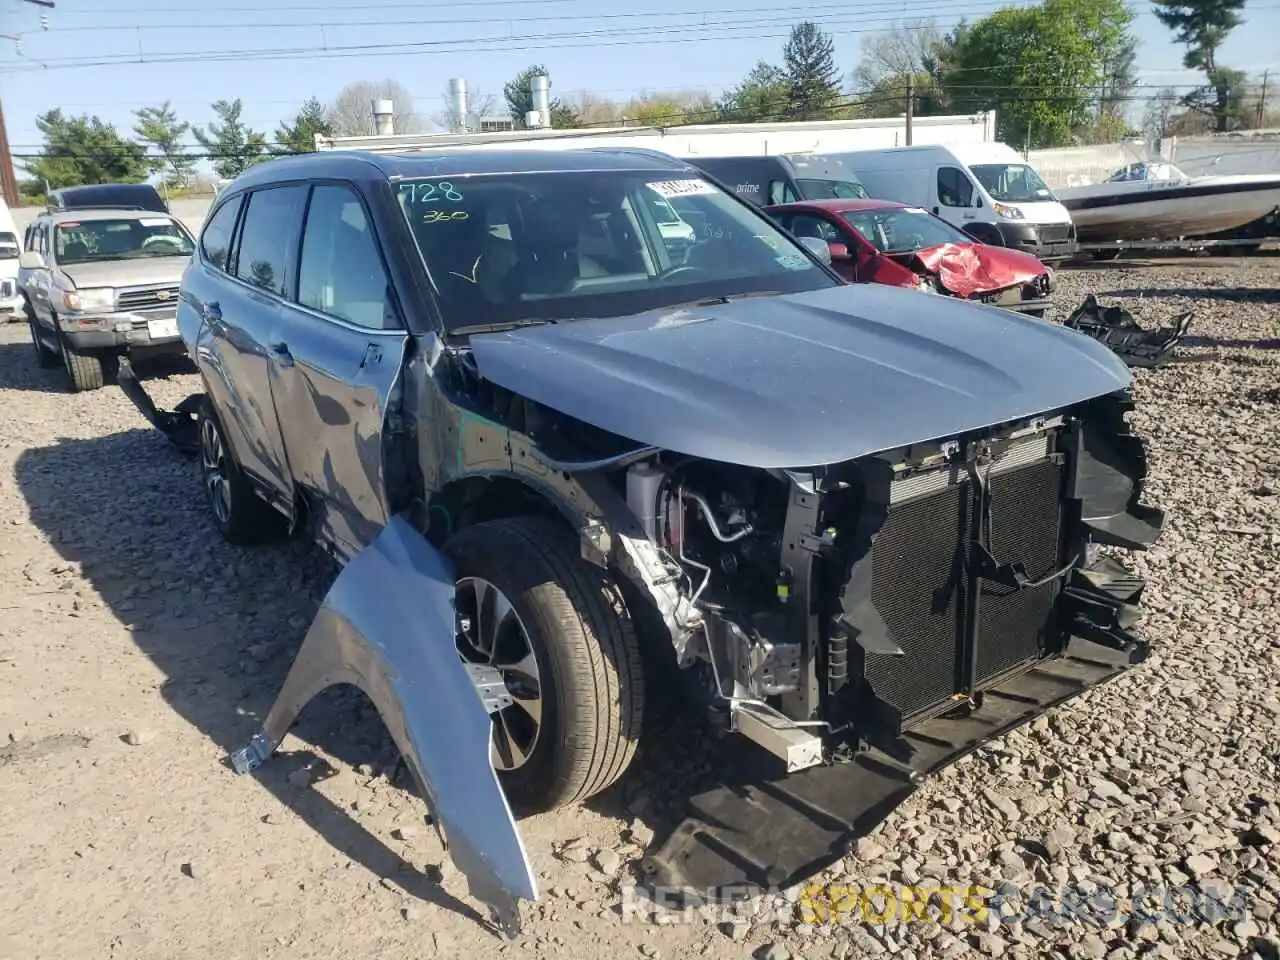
[
  {"xmin": 57, "ymin": 330, "xmax": 105, "ymax": 392},
  {"xmin": 197, "ymin": 399, "xmax": 287, "ymax": 545},
  {"xmin": 444, "ymin": 515, "xmax": 645, "ymax": 814}
]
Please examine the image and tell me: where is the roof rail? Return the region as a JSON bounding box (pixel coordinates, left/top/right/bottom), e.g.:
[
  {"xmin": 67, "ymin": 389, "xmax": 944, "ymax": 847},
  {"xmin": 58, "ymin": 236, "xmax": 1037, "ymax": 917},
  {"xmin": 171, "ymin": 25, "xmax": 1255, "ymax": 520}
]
[{"xmin": 46, "ymin": 204, "xmax": 150, "ymax": 213}]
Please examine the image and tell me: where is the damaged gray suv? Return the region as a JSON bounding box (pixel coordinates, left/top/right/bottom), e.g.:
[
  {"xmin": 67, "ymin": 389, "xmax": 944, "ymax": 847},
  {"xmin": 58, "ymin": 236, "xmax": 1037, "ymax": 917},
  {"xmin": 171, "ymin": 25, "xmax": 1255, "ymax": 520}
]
[{"xmin": 120, "ymin": 148, "xmax": 1164, "ymax": 936}]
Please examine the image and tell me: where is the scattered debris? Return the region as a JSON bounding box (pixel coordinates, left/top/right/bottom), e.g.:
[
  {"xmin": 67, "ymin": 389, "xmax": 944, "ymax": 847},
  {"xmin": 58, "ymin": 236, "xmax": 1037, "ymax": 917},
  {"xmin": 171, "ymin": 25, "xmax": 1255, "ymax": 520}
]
[{"xmin": 1063, "ymin": 293, "xmax": 1193, "ymax": 368}]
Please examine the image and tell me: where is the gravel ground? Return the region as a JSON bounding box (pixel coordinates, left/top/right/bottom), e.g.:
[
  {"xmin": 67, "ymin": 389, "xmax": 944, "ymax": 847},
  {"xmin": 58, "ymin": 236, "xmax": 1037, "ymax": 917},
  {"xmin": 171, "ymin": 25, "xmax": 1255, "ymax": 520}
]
[{"xmin": 0, "ymin": 260, "xmax": 1277, "ymax": 960}]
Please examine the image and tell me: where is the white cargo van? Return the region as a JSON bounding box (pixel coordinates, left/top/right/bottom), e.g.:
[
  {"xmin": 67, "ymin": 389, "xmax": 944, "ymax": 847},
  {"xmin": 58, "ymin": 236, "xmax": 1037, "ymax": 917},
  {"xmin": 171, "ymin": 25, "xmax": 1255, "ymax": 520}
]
[
  {"xmin": 0, "ymin": 201, "xmax": 21, "ymax": 322},
  {"xmin": 832, "ymin": 143, "xmax": 1078, "ymax": 262}
]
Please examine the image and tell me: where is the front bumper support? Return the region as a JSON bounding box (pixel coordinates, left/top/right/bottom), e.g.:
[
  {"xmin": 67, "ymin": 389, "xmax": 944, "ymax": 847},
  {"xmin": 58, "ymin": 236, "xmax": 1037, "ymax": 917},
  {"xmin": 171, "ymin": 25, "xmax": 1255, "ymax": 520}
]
[
  {"xmin": 644, "ymin": 634, "xmax": 1147, "ymax": 902},
  {"xmin": 116, "ymin": 356, "xmax": 202, "ymax": 453}
]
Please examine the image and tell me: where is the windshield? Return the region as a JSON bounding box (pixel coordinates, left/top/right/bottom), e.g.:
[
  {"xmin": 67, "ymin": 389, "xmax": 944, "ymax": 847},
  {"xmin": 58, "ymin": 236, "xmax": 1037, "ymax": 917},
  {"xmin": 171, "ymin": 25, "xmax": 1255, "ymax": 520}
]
[
  {"xmin": 54, "ymin": 217, "xmax": 194, "ymax": 264},
  {"xmin": 970, "ymin": 164, "xmax": 1055, "ymax": 203},
  {"xmin": 395, "ymin": 170, "xmax": 835, "ymax": 330},
  {"xmin": 0, "ymin": 231, "xmax": 17, "ymax": 260},
  {"xmin": 796, "ymin": 178, "xmax": 869, "ymax": 200},
  {"xmin": 844, "ymin": 207, "xmax": 972, "ymax": 253}
]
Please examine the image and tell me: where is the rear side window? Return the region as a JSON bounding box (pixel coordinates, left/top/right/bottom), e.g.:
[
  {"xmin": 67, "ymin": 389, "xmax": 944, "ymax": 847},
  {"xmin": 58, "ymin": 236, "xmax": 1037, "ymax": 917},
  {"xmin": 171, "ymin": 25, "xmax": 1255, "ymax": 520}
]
[
  {"xmin": 937, "ymin": 167, "xmax": 974, "ymax": 207},
  {"xmin": 768, "ymin": 180, "xmax": 799, "ymax": 205},
  {"xmin": 234, "ymin": 186, "xmax": 309, "ymax": 296},
  {"xmin": 200, "ymin": 196, "xmax": 242, "ymax": 272},
  {"xmin": 296, "ymin": 185, "xmax": 393, "ymax": 329}
]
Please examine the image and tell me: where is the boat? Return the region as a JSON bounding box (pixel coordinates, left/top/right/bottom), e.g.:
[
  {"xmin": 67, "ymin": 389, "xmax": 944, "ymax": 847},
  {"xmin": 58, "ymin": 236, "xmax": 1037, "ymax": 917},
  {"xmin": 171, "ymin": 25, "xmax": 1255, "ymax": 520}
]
[{"xmin": 1055, "ymin": 160, "xmax": 1280, "ymax": 244}]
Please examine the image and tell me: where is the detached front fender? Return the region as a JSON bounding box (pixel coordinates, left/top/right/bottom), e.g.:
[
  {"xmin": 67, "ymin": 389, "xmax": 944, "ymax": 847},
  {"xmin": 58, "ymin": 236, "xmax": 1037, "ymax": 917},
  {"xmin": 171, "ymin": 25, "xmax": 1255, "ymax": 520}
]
[{"xmin": 229, "ymin": 513, "xmax": 537, "ymax": 935}]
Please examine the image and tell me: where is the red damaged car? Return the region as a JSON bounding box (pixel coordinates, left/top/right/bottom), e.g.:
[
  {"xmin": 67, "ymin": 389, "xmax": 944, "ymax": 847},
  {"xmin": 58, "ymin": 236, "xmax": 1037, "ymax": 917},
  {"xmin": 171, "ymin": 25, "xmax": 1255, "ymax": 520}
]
[{"xmin": 765, "ymin": 198, "xmax": 1056, "ymax": 318}]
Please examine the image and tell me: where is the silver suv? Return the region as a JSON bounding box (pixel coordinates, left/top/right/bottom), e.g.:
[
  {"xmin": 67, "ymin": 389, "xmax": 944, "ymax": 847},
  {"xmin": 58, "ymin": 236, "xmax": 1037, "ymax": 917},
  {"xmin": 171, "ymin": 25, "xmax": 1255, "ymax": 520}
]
[{"xmin": 19, "ymin": 208, "xmax": 196, "ymax": 391}]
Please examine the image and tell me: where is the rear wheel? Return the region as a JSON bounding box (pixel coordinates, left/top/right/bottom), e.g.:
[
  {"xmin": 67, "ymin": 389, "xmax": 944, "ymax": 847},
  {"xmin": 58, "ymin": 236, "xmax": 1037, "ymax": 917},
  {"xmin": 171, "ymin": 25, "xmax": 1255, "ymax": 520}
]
[
  {"xmin": 198, "ymin": 399, "xmax": 288, "ymax": 545},
  {"xmin": 443, "ymin": 515, "xmax": 645, "ymax": 813}
]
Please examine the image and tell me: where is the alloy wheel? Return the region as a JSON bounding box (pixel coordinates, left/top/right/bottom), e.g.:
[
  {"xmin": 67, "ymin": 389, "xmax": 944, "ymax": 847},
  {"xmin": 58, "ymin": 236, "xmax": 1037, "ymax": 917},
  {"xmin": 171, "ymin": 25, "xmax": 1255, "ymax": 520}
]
[
  {"xmin": 455, "ymin": 576, "xmax": 544, "ymax": 772},
  {"xmin": 199, "ymin": 416, "xmax": 233, "ymax": 527}
]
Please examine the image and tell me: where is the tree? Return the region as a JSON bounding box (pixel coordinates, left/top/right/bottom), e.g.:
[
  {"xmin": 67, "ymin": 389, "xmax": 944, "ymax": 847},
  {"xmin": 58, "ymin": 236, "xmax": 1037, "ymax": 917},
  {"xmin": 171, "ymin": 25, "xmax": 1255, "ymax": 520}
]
[
  {"xmin": 716, "ymin": 61, "xmax": 791, "ymax": 122},
  {"xmin": 432, "ymin": 83, "xmax": 499, "ymax": 133},
  {"xmin": 133, "ymin": 102, "xmax": 194, "ymax": 189},
  {"xmin": 620, "ymin": 90, "xmax": 716, "ymax": 126},
  {"xmin": 192, "ymin": 99, "xmax": 269, "ymax": 179},
  {"xmin": 25, "ymin": 109, "xmax": 149, "ymax": 190},
  {"xmin": 1141, "ymin": 87, "xmax": 1183, "ymax": 140},
  {"xmin": 783, "ymin": 22, "xmax": 843, "ymax": 120},
  {"xmin": 276, "ymin": 97, "xmax": 334, "ymax": 153},
  {"xmin": 1152, "ymin": 0, "xmax": 1248, "ymax": 132},
  {"xmin": 326, "ymin": 80, "xmax": 422, "ymax": 136},
  {"xmin": 942, "ymin": 0, "xmax": 1135, "ymax": 149},
  {"xmin": 502, "ymin": 65, "xmax": 581, "ymax": 128}
]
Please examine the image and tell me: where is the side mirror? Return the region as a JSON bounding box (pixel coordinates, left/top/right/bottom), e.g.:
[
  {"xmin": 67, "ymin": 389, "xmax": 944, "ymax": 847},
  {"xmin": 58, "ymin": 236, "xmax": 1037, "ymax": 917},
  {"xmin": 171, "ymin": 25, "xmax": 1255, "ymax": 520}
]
[
  {"xmin": 797, "ymin": 235, "xmax": 832, "ymax": 265},
  {"xmin": 827, "ymin": 242, "xmax": 853, "ymax": 262},
  {"xmin": 19, "ymin": 251, "xmax": 45, "ymax": 270}
]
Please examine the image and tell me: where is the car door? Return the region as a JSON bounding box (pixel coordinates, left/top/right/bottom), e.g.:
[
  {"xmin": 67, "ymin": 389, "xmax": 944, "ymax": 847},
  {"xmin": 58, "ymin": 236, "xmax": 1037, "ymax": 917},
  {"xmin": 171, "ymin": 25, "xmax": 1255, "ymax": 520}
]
[
  {"xmin": 23, "ymin": 222, "xmax": 54, "ymax": 326},
  {"xmin": 934, "ymin": 166, "xmax": 977, "ymax": 229},
  {"xmin": 268, "ymin": 182, "xmax": 411, "ymax": 559},
  {"xmin": 200, "ymin": 185, "xmax": 308, "ymax": 512}
]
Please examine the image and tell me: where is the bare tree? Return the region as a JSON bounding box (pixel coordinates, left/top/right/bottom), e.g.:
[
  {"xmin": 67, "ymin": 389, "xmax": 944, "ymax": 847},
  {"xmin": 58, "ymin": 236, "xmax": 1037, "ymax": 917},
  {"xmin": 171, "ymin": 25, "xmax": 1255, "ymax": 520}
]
[
  {"xmin": 431, "ymin": 83, "xmax": 500, "ymax": 132},
  {"xmin": 851, "ymin": 20, "xmax": 944, "ymax": 91},
  {"xmin": 325, "ymin": 79, "xmax": 422, "ymax": 136},
  {"xmin": 569, "ymin": 90, "xmax": 622, "ymax": 126}
]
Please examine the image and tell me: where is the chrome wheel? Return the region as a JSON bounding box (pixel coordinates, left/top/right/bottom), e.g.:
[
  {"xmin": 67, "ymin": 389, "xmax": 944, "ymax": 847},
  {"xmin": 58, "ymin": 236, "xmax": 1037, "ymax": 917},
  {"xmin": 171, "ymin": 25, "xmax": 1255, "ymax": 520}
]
[
  {"xmin": 455, "ymin": 576, "xmax": 543, "ymax": 772},
  {"xmin": 199, "ymin": 416, "xmax": 232, "ymax": 527}
]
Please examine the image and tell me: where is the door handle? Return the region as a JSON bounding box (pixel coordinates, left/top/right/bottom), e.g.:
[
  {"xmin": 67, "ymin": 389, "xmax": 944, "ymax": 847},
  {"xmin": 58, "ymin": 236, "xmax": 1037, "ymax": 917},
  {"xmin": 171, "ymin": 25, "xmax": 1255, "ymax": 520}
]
[
  {"xmin": 932, "ymin": 206, "xmax": 940, "ymax": 215},
  {"xmin": 268, "ymin": 340, "xmax": 294, "ymax": 367}
]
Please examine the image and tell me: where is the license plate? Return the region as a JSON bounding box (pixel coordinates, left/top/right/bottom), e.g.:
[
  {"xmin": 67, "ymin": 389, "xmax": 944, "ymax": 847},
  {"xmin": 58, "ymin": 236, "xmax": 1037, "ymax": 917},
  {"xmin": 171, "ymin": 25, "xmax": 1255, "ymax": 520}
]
[{"xmin": 147, "ymin": 317, "xmax": 179, "ymax": 339}]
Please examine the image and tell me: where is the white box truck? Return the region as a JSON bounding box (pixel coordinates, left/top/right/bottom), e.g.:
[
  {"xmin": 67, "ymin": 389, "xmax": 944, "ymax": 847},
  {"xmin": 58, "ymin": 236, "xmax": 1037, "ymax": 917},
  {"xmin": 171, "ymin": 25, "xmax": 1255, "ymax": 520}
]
[
  {"xmin": 831, "ymin": 143, "xmax": 1078, "ymax": 262},
  {"xmin": 0, "ymin": 200, "xmax": 21, "ymax": 322}
]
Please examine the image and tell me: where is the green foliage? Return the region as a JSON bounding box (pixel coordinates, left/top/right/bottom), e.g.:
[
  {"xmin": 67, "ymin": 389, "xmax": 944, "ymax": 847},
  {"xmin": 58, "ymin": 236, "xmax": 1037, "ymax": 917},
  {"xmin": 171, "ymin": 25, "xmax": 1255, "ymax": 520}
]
[
  {"xmin": 275, "ymin": 97, "xmax": 334, "ymax": 154},
  {"xmin": 1151, "ymin": 0, "xmax": 1248, "ymax": 132},
  {"xmin": 782, "ymin": 22, "xmax": 843, "ymax": 119},
  {"xmin": 716, "ymin": 61, "xmax": 792, "ymax": 122},
  {"xmin": 502, "ymin": 66, "xmax": 581, "ymax": 129},
  {"xmin": 25, "ymin": 109, "xmax": 149, "ymax": 190},
  {"xmin": 133, "ymin": 101, "xmax": 195, "ymax": 189},
  {"xmin": 192, "ymin": 99, "xmax": 269, "ymax": 179},
  {"xmin": 942, "ymin": 0, "xmax": 1135, "ymax": 148}
]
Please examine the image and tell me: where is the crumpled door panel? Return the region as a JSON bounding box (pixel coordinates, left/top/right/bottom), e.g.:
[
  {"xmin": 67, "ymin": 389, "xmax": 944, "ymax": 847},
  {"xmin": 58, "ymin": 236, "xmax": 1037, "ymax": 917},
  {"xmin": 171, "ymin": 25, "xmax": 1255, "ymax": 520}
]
[{"xmin": 229, "ymin": 513, "xmax": 537, "ymax": 935}]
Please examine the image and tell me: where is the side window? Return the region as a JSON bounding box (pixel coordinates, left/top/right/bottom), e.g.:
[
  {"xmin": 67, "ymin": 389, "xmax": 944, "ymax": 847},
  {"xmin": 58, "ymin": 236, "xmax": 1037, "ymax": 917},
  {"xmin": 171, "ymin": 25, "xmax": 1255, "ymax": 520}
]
[
  {"xmin": 234, "ymin": 185, "xmax": 309, "ymax": 296},
  {"xmin": 200, "ymin": 195, "xmax": 243, "ymax": 272},
  {"xmin": 768, "ymin": 180, "xmax": 799, "ymax": 205},
  {"xmin": 937, "ymin": 167, "xmax": 974, "ymax": 207},
  {"xmin": 297, "ymin": 185, "xmax": 393, "ymax": 329},
  {"xmin": 22, "ymin": 225, "xmax": 34, "ymax": 251},
  {"xmin": 787, "ymin": 214, "xmax": 842, "ymax": 243}
]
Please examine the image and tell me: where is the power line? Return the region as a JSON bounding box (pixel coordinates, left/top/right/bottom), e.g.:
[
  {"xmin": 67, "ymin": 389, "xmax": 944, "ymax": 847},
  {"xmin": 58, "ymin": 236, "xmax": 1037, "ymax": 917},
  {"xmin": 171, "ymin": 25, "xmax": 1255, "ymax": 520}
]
[
  {"xmin": 38, "ymin": 0, "xmax": 1003, "ymax": 33},
  {"xmin": 0, "ymin": 13, "xmax": 995, "ymax": 73}
]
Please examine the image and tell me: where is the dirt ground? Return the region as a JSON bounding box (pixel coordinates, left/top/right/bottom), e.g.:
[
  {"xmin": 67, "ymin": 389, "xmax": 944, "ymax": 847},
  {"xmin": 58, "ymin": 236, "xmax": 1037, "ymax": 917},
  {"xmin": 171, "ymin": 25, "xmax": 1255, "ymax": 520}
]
[{"xmin": 1, "ymin": 259, "xmax": 1277, "ymax": 960}]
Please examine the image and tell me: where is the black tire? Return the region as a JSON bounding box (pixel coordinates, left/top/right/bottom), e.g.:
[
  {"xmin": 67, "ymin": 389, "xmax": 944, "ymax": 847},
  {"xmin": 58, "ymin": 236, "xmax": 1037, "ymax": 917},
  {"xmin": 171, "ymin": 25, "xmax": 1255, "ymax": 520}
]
[
  {"xmin": 26, "ymin": 303, "xmax": 59, "ymax": 369},
  {"xmin": 443, "ymin": 515, "xmax": 645, "ymax": 813},
  {"xmin": 61, "ymin": 342, "xmax": 105, "ymax": 391},
  {"xmin": 1090, "ymin": 248, "xmax": 1122, "ymax": 261},
  {"xmin": 197, "ymin": 398, "xmax": 288, "ymax": 545}
]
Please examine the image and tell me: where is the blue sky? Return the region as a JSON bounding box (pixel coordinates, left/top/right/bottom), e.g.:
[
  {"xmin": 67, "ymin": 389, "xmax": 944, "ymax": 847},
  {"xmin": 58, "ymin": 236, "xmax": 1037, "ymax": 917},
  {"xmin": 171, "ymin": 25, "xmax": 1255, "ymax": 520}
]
[{"xmin": 2, "ymin": 0, "xmax": 1277, "ymax": 163}]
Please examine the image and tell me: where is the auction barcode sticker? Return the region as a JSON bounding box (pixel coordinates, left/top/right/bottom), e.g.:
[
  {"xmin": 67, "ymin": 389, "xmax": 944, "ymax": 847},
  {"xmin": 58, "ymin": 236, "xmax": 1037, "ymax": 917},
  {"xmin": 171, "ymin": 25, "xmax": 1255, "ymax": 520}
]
[{"xmin": 646, "ymin": 179, "xmax": 718, "ymax": 198}]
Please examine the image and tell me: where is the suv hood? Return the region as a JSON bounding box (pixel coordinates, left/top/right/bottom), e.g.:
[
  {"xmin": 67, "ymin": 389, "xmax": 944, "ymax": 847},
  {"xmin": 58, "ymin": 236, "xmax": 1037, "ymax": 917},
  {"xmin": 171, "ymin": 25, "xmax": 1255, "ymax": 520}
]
[
  {"xmin": 60, "ymin": 257, "xmax": 189, "ymax": 289},
  {"xmin": 468, "ymin": 284, "xmax": 1132, "ymax": 469}
]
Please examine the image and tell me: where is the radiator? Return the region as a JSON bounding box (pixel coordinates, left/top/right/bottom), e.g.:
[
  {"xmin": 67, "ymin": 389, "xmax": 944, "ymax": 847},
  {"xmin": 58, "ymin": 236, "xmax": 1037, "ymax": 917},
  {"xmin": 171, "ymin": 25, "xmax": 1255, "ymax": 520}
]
[{"xmin": 862, "ymin": 444, "xmax": 1067, "ymax": 722}]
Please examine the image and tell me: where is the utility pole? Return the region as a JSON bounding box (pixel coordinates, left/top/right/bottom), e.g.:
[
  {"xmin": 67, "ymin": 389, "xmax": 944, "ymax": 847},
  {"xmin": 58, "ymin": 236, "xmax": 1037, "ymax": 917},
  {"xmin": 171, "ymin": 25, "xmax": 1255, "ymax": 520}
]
[
  {"xmin": 1258, "ymin": 70, "xmax": 1270, "ymax": 129},
  {"xmin": 1, "ymin": 0, "xmax": 57, "ymax": 206},
  {"xmin": 905, "ymin": 74, "xmax": 915, "ymax": 145}
]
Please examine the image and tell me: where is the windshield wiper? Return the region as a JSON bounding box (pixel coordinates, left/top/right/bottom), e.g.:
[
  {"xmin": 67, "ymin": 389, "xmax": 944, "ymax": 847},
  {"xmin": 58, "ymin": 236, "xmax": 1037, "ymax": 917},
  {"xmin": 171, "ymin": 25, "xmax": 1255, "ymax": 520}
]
[
  {"xmin": 659, "ymin": 291, "xmax": 783, "ymax": 310},
  {"xmin": 451, "ymin": 318, "xmax": 560, "ymax": 336}
]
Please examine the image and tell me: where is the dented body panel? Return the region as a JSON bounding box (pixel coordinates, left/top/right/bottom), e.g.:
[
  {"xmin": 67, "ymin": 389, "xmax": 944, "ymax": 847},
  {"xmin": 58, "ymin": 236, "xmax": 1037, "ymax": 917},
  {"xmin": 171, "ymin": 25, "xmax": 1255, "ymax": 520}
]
[{"xmin": 229, "ymin": 514, "xmax": 536, "ymax": 934}]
